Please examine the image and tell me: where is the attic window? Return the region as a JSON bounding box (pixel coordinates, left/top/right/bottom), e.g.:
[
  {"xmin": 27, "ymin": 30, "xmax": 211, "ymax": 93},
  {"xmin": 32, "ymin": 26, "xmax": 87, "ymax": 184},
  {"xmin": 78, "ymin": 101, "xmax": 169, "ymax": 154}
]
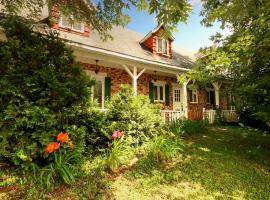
[
  {"xmin": 156, "ymin": 37, "xmax": 168, "ymax": 55},
  {"xmin": 59, "ymin": 14, "xmax": 84, "ymax": 33}
]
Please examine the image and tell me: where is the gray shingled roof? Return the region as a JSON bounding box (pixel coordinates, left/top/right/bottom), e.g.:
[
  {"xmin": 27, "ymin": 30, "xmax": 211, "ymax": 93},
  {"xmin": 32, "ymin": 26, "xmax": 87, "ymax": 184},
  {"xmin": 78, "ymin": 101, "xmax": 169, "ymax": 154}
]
[{"xmin": 57, "ymin": 26, "xmax": 194, "ymax": 69}]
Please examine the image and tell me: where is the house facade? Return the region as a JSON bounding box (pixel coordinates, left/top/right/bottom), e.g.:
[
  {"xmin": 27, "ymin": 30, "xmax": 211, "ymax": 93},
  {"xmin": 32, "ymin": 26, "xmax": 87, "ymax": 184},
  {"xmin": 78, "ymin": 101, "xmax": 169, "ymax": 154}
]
[
  {"xmin": 0, "ymin": 5, "xmax": 237, "ymax": 123},
  {"xmin": 48, "ymin": 8, "xmax": 237, "ymax": 122}
]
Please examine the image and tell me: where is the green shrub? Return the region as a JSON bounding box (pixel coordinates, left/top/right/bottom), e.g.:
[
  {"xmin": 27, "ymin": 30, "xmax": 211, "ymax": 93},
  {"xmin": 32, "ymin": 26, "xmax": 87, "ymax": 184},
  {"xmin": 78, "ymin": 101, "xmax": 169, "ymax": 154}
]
[
  {"xmin": 181, "ymin": 119, "xmax": 209, "ymax": 135},
  {"xmin": 136, "ymin": 135, "xmax": 184, "ymax": 169},
  {"xmin": 104, "ymin": 138, "xmax": 134, "ymax": 171},
  {"xmin": 39, "ymin": 151, "xmax": 76, "ymax": 188},
  {"xmin": 106, "ymin": 85, "xmax": 162, "ymax": 145},
  {"xmin": 0, "ymin": 17, "xmax": 94, "ymax": 170},
  {"xmin": 168, "ymin": 119, "xmax": 209, "ymax": 136}
]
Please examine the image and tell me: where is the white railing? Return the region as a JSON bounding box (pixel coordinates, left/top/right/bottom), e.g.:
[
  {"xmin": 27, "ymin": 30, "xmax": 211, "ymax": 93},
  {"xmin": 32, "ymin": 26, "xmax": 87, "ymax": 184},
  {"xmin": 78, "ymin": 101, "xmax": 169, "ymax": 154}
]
[
  {"xmin": 222, "ymin": 110, "xmax": 238, "ymax": 122},
  {"xmin": 203, "ymin": 109, "xmax": 238, "ymax": 124},
  {"xmin": 160, "ymin": 110, "xmax": 185, "ymax": 124},
  {"xmin": 203, "ymin": 109, "xmax": 216, "ymax": 124}
]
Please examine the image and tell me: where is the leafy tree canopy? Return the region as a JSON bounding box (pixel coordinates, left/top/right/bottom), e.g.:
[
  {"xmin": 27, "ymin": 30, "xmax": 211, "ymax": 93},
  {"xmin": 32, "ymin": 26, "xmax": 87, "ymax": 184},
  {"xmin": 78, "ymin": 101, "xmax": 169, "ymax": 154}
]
[
  {"xmin": 0, "ymin": 0, "xmax": 192, "ymax": 40},
  {"xmin": 180, "ymin": 0, "xmax": 270, "ymax": 126}
]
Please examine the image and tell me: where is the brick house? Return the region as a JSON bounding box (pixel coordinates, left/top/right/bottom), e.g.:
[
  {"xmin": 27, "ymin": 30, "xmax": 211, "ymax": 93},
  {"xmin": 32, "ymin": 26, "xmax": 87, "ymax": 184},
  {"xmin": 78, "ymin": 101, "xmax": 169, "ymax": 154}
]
[{"xmin": 0, "ymin": 6, "xmax": 237, "ymax": 123}]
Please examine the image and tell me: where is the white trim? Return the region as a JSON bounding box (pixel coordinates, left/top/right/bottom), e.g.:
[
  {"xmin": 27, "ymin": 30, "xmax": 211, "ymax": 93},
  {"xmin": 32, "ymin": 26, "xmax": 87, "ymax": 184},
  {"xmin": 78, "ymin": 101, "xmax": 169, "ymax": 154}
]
[
  {"xmin": 153, "ymin": 81, "xmax": 166, "ymax": 102},
  {"xmin": 59, "ymin": 15, "xmax": 84, "ymax": 33},
  {"xmin": 69, "ymin": 42, "xmax": 190, "ymax": 72},
  {"xmin": 188, "ymin": 88, "xmax": 198, "ymax": 103},
  {"xmin": 84, "ymin": 70, "xmax": 106, "ymax": 109},
  {"xmin": 156, "ymin": 37, "xmax": 169, "ymax": 55}
]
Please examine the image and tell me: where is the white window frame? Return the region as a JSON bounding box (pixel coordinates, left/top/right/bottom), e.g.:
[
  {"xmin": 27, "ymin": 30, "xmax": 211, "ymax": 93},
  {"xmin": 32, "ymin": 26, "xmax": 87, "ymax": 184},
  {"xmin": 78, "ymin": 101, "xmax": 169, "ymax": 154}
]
[
  {"xmin": 153, "ymin": 81, "xmax": 166, "ymax": 102},
  {"xmin": 156, "ymin": 37, "xmax": 169, "ymax": 55},
  {"xmin": 84, "ymin": 71, "xmax": 106, "ymax": 109},
  {"xmin": 59, "ymin": 14, "xmax": 84, "ymax": 33},
  {"xmin": 188, "ymin": 89, "xmax": 198, "ymax": 103}
]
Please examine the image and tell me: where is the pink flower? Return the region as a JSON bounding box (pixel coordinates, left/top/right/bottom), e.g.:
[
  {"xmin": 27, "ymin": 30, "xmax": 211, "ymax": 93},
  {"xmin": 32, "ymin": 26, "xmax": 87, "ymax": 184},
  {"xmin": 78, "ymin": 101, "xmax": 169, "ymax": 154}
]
[{"xmin": 112, "ymin": 130, "xmax": 124, "ymax": 139}]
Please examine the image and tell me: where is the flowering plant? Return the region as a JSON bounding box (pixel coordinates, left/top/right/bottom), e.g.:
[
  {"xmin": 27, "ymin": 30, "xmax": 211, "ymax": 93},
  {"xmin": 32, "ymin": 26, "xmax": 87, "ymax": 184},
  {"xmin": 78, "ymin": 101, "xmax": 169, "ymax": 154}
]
[
  {"xmin": 44, "ymin": 131, "xmax": 74, "ymax": 154},
  {"xmin": 112, "ymin": 130, "xmax": 124, "ymax": 139}
]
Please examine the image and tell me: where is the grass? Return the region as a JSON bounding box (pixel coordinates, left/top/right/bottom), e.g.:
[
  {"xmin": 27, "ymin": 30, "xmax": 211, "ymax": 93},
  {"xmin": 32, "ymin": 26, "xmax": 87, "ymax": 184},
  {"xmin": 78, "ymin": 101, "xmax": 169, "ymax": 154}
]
[
  {"xmin": 1, "ymin": 126, "xmax": 270, "ymax": 199},
  {"xmin": 111, "ymin": 126, "xmax": 270, "ymax": 200}
]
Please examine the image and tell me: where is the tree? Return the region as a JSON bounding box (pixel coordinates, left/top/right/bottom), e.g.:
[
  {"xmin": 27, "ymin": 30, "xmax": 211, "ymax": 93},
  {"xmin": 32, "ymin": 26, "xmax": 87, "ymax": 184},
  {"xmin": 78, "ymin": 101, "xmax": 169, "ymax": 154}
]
[
  {"xmin": 0, "ymin": 16, "xmax": 94, "ymax": 169},
  {"xmin": 181, "ymin": 0, "xmax": 270, "ymax": 128},
  {"xmin": 0, "ymin": 0, "xmax": 192, "ymax": 40}
]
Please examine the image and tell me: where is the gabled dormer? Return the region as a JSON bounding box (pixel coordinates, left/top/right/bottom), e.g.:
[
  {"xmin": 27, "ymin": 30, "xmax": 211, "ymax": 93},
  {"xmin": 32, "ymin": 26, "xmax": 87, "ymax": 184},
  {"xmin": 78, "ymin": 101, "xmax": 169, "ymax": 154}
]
[
  {"xmin": 50, "ymin": 5, "xmax": 90, "ymax": 37},
  {"xmin": 140, "ymin": 24, "xmax": 174, "ymax": 59}
]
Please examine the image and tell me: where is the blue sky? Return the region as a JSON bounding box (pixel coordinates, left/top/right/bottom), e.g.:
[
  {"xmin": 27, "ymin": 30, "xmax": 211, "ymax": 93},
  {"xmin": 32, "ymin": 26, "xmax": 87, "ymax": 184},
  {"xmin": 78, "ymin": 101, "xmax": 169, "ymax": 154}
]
[{"xmin": 125, "ymin": 1, "xmax": 224, "ymax": 53}]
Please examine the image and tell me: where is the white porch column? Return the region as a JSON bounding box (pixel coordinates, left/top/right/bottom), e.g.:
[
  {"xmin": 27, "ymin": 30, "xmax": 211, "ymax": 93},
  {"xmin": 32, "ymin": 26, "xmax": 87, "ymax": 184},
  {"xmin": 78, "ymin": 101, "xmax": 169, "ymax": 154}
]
[
  {"xmin": 212, "ymin": 82, "xmax": 222, "ymax": 108},
  {"xmin": 182, "ymin": 78, "xmax": 190, "ymax": 118},
  {"xmin": 123, "ymin": 65, "xmax": 145, "ymax": 96}
]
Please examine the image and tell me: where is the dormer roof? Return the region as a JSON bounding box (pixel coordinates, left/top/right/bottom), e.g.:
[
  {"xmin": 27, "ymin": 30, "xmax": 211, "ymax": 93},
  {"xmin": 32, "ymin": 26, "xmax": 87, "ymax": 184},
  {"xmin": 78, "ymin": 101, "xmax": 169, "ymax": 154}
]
[{"xmin": 140, "ymin": 24, "xmax": 174, "ymax": 44}]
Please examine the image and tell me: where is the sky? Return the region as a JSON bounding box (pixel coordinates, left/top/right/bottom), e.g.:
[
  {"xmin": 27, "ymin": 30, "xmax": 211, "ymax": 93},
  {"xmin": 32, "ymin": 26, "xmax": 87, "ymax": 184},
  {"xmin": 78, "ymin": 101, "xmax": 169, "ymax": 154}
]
[{"xmin": 124, "ymin": 1, "xmax": 225, "ymax": 54}]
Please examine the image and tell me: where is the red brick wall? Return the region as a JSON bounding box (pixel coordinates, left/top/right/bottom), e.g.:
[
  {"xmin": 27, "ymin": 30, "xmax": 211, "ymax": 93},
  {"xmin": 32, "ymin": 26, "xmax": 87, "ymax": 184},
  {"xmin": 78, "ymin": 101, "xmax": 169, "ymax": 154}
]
[
  {"xmin": 188, "ymin": 89, "xmax": 208, "ymax": 120},
  {"xmin": 50, "ymin": 5, "xmax": 90, "ymax": 37}
]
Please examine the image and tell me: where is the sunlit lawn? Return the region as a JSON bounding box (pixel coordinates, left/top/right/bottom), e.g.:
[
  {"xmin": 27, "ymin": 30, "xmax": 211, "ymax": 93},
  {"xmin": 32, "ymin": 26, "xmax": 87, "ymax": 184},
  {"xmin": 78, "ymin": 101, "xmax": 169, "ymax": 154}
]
[
  {"xmin": 1, "ymin": 126, "xmax": 270, "ymax": 199},
  {"xmin": 111, "ymin": 126, "xmax": 270, "ymax": 200}
]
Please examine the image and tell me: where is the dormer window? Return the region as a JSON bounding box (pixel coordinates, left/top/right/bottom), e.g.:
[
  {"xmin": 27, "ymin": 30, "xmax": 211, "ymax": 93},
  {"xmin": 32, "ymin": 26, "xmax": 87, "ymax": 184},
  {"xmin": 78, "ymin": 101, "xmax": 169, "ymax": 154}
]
[
  {"xmin": 156, "ymin": 37, "xmax": 168, "ymax": 55},
  {"xmin": 59, "ymin": 14, "xmax": 84, "ymax": 33}
]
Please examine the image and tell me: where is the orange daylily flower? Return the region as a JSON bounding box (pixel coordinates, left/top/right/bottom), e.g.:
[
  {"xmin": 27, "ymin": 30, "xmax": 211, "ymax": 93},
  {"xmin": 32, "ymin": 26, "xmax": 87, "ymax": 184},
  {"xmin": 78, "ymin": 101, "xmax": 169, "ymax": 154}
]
[
  {"xmin": 69, "ymin": 142, "xmax": 75, "ymax": 150},
  {"xmin": 44, "ymin": 142, "xmax": 60, "ymax": 154},
  {"xmin": 57, "ymin": 132, "xmax": 69, "ymax": 143}
]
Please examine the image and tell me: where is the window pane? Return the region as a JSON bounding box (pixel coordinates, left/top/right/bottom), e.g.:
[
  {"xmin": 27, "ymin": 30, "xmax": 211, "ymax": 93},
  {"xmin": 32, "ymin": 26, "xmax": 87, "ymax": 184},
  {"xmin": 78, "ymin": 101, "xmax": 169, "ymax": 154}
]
[
  {"xmin": 158, "ymin": 38, "xmax": 163, "ymax": 52},
  {"xmin": 72, "ymin": 21, "xmax": 83, "ymax": 31},
  {"xmin": 154, "ymin": 86, "xmax": 158, "ymax": 100},
  {"xmin": 94, "ymin": 80, "xmax": 102, "ymax": 107},
  {"xmin": 187, "ymin": 89, "xmax": 192, "ymax": 102},
  {"xmin": 193, "ymin": 93, "xmax": 197, "ymax": 102},
  {"xmin": 61, "ymin": 15, "xmax": 71, "ymax": 28},
  {"xmin": 160, "ymin": 86, "xmax": 163, "ymax": 100},
  {"xmin": 163, "ymin": 40, "xmax": 168, "ymax": 54}
]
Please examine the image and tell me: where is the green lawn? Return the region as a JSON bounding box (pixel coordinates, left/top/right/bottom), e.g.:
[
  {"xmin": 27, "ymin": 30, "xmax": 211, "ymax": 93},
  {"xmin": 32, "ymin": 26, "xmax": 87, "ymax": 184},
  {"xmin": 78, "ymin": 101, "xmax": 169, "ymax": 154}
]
[
  {"xmin": 111, "ymin": 126, "xmax": 270, "ymax": 200},
  {"xmin": 1, "ymin": 126, "xmax": 270, "ymax": 199}
]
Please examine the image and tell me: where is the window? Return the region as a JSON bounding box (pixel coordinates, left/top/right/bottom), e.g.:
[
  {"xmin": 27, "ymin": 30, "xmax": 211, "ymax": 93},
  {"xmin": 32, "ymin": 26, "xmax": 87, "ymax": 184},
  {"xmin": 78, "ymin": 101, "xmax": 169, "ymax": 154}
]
[
  {"xmin": 187, "ymin": 89, "xmax": 198, "ymax": 103},
  {"xmin": 156, "ymin": 37, "xmax": 168, "ymax": 55},
  {"xmin": 59, "ymin": 14, "xmax": 84, "ymax": 32},
  {"xmin": 207, "ymin": 90, "xmax": 215, "ymax": 105},
  {"xmin": 174, "ymin": 89, "xmax": 181, "ymax": 102},
  {"xmin": 229, "ymin": 94, "xmax": 236, "ymax": 110},
  {"xmin": 85, "ymin": 71, "xmax": 106, "ymax": 109},
  {"xmin": 153, "ymin": 82, "xmax": 165, "ymax": 102},
  {"xmin": 93, "ymin": 79, "xmax": 103, "ymax": 108}
]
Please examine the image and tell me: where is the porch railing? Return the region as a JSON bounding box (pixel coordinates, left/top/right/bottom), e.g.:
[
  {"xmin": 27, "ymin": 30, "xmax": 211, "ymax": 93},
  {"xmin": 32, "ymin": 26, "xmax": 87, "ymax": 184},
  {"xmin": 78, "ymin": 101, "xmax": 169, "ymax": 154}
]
[
  {"xmin": 203, "ymin": 109, "xmax": 238, "ymax": 124},
  {"xmin": 160, "ymin": 110, "xmax": 185, "ymax": 124}
]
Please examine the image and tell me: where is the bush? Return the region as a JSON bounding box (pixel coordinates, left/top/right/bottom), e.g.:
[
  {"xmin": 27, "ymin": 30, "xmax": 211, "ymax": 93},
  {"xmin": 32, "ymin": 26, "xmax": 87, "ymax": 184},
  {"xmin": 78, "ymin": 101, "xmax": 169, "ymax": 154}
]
[
  {"xmin": 168, "ymin": 119, "xmax": 209, "ymax": 136},
  {"xmin": 136, "ymin": 134, "xmax": 184, "ymax": 169},
  {"xmin": 106, "ymin": 85, "xmax": 163, "ymax": 145},
  {"xmin": 0, "ymin": 17, "xmax": 94, "ymax": 170}
]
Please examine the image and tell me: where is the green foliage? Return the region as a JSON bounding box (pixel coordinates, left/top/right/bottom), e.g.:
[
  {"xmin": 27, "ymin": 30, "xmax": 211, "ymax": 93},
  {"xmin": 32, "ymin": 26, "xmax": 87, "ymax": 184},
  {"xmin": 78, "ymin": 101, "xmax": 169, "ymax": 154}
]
[
  {"xmin": 106, "ymin": 85, "xmax": 163, "ymax": 144},
  {"xmin": 1, "ymin": 0, "xmax": 192, "ymax": 40},
  {"xmin": 137, "ymin": 135, "xmax": 184, "ymax": 169},
  {"xmin": 63, "ymin": 102, "xmax": 110, "ymax": 153},
  {"xmin": 0, "ymin": 17, "xmax": 94, "ymax": 169},
  {"xmin": 182, "ymin": 0, "xmax": 270, "ymax": 128},
  {"xmin": 104, "ymin": 138, "xmax": 133, "ymax": 171},
  {"xmin": 39, "ymin": 151, "xmax": 76, "ymax": 188},
  {"xmin": 168, "ymin": 119, "xmax": 209, "ymax": 136}
]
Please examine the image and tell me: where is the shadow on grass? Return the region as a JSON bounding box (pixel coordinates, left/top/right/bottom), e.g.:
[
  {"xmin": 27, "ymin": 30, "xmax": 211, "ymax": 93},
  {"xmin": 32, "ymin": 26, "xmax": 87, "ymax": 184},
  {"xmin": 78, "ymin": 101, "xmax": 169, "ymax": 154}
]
[{"xmin": 115, "ymin": 126, "xmax": 270, "ymax": 200}]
